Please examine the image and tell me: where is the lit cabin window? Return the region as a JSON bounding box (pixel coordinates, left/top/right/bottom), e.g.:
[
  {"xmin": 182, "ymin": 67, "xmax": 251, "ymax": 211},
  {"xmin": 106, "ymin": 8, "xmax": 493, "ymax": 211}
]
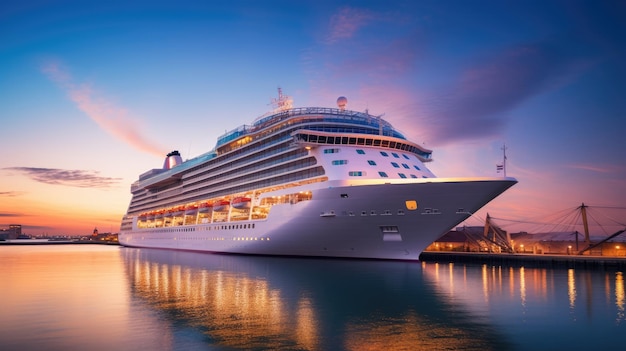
[
  {"xmin": 332, "ymin": 160, "xmax": 348, "ymax": 165},
  {"xmin": 378, "ymin": 171, "xmax": 388, "ymax": 177},
  {"xmin": 356, "ymin": 149, "xmax": 365, "ymax": 154},
  {"xmin": 391, "ymin": 162, "xmax": 400, "ymax": 168},
  {"xmin": 349, "ymin": 171, "xmax": 364, "ymax": 176},
  {"xmin": 324, "ymin": 148, "xmax": 339, "ymax": 154},
  {"xmin": 367, "ymin": 160, "xmax": 376, "ymax": 166},
  {"xmin": 380, "ymin": 151, "xmax": 389, "ymax": 157},
  {"xmin": 398, "ymin": 173, "xmax": 407, "ymax": 178}
]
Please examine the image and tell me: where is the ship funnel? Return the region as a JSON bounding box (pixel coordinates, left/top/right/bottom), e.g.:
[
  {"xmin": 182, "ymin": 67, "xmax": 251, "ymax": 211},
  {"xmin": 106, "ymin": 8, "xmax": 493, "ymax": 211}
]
[{"xmin": 163, "ymin": 150, "xmax": 183, "ymax": 170}]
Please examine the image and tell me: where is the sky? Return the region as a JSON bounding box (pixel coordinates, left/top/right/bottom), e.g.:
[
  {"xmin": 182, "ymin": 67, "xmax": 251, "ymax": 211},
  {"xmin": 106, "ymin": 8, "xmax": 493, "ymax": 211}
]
[{"xmin": 1, "ymin": 0, "xmax": 625, "ymax": 236}]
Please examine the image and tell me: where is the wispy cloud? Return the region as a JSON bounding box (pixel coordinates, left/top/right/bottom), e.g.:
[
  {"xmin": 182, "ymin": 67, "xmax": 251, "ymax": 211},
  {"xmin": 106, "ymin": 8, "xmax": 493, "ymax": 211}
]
[
  {"xmin": 0, "ymin": 212, "xmax": 23, "ymax": 217},
  {"xmin": 0, "ymin": 191, "xmax": 24, "ymax": 197},
  {"xmin": 565, "ymin": 163, "xmax": 621, "ymax": 173},
  {"xmin": 325, "ymin": 7, "xmax": 373, "ymax": 44},
  {"xmin": 3, "ymin": 167, "xmax": 122, "ymax": 188},
  {"xmin": 41, "ymin": 61, "xmax": 168, "ymax": 157},
  {"xmin": 418, "ymin": 42, "xmax": 587, "ymax": 145},
  {"xmin": 307, "ymin": 5, "xmax": 595, "ymax": 148}
]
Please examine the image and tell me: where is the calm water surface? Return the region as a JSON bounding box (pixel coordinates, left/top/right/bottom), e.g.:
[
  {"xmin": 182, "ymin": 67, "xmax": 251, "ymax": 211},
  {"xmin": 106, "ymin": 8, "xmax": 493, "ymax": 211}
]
[{"xmin": 1, "ymin": 245, "xmax": 624, "ymax": 350}]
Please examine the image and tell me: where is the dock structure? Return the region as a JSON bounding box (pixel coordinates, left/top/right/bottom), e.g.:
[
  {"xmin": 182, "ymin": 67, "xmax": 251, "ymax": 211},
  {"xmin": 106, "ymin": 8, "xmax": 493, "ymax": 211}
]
[
  {"xmin": 427, "ymin": 202, "xmax": 626, "ymax": 256},
  {"xmin": 419, "ymin": 251, "xmax": 626, "ymax": 270}
]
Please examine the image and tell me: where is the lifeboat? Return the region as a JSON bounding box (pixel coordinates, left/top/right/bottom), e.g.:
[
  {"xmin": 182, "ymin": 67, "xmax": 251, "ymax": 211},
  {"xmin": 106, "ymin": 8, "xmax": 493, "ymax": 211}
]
[
  {"xmin": 232, "ymin": 197, "xmax": 251, "ymax": 210},
  {"xmin": 172, "ymin": 205, "xmax": 185, "ymax": 216},
  {"xmin": 184, "ymin": 204, "xmax": 198, "ymax": 213},
  {"xmin": 198, "ymin": 202, "xmax": 213, "ymax": 213},
  {"xmin": 213, "ymin": 200, "xmax": 230, "ymax": 212}
]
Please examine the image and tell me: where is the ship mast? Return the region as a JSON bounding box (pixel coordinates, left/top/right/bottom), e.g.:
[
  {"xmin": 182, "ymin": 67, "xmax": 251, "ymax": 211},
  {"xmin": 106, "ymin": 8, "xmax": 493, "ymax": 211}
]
[
  {"xmin": 496, "ymin": 144, "xmax": 508, "ymax": 177},
  {"xmin": 270, "ymin": 87, "xmax": 293, "ymax": 112}
]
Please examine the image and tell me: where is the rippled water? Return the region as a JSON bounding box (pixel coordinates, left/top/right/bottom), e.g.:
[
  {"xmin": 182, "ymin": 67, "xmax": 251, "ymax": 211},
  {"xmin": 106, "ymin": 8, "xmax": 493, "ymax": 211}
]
[{"xmin": 1, "ymin": 245, "xmax": 624, "ymax": 350}]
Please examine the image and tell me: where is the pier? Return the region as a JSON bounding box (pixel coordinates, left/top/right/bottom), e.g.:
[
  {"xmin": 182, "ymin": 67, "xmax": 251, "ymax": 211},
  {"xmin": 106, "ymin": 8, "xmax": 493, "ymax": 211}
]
[{"xmin": 419, "ymin": 251, "xmax": 626, "ymax": 270}]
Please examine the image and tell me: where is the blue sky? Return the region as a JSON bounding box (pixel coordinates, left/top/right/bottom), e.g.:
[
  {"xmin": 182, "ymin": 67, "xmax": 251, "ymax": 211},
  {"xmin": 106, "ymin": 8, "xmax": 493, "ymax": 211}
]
[{"xmin": 1, "ymin": 0, "xmax": 625, "ymax": 235}]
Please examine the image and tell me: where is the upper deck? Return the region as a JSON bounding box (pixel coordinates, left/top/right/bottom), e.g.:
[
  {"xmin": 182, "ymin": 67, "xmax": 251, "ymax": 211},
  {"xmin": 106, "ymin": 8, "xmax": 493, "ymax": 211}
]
[{"xmin": 216, "ymin": 107, "xmax": 406, "ymax": 148}]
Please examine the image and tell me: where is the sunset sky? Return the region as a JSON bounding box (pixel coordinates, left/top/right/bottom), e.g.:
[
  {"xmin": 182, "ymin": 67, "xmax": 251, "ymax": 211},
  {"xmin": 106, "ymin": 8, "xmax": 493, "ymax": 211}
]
[{"xmin": 1, "ymin": 0, "xmax": 625, "ymax": 236}]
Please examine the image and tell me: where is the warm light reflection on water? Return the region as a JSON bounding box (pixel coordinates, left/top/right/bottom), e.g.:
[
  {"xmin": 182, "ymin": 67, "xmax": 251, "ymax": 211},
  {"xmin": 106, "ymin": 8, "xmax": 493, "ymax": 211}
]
[
  {"xmin": 126, "ymin": 249, "xmax": 310, "ymax": 350},
  {"xmin": 616, "ymin": 272, "xmax": 624, "ymax": 322},
  {"xmin": 568, "ymin": 269, "xmax": 577, "ymax": 309},
  {"xmin": 0, "ymin": 245, "xmax": 170, "ymax": 351},
  {"xmin": 2, "ymin": 246, "xmax": 625, "ymax": 350}
]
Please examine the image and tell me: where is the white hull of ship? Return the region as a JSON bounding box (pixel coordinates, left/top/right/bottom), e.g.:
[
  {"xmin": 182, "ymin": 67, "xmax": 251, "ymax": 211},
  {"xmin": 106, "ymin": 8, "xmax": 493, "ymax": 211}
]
[{"xmin": 119, "ymin": 178, "xmax": 516, "ymax": 260}]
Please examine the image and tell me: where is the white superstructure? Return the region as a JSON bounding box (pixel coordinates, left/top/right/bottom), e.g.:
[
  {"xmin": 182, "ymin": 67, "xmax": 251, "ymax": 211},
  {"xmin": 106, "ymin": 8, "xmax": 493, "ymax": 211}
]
[{"xmin": 119, "ymin": 92, "xmax": 516, "ymax": 260}]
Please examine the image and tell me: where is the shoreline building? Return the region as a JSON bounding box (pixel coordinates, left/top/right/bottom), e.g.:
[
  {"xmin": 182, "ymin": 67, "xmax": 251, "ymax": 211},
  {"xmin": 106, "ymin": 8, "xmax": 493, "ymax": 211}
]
[{"xmin": 0, "ymin": 225, "xmax": 22, "ymax": 240}]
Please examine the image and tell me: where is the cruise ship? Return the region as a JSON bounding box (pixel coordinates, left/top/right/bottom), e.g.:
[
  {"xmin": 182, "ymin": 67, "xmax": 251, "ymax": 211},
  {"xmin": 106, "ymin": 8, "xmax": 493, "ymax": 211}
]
[{"xmin": 119, "ymin": 90, "xmax": 516, "ymax": 260}]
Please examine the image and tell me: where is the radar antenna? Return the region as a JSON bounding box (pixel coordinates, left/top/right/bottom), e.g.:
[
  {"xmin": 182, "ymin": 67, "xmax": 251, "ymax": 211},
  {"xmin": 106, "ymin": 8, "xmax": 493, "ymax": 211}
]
[{"xmin": 270, "ymin": 87, "xmax": 293, "ymax": 112}]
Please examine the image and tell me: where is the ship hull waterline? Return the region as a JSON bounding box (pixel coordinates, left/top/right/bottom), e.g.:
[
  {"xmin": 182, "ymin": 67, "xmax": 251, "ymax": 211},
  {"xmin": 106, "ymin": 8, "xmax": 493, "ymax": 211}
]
[{"xmin": 119, "ymin": 178, "xmax": 516, "ymax": 260}]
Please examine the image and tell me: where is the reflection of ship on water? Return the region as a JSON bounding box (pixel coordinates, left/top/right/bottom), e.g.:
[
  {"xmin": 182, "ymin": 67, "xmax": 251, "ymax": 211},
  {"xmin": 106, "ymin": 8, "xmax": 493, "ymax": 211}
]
[{"xmin": 122, "ymin": 248, "xmax": 510, "ymax": 350}]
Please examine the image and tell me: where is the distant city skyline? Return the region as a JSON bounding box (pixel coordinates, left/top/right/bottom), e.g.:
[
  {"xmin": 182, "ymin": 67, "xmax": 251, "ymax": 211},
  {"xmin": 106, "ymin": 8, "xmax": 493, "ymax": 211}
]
[{"xmin": 1, "ymin": 0, "xmax": 625, "ymax": 236}]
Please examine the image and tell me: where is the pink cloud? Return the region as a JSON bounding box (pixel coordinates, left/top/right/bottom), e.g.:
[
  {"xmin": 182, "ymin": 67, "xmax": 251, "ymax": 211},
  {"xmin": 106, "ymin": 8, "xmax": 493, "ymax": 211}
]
[
  {"xmin": 41, "ymin": 61, "xmax": 168, "ymax": 157},
  {"xmin": 565, "ymin": 163, "xmax": 615, "ymax": 173},
  {"xmin": 326, "ymin": 7, "xmax": 373, "ymax": 44}
]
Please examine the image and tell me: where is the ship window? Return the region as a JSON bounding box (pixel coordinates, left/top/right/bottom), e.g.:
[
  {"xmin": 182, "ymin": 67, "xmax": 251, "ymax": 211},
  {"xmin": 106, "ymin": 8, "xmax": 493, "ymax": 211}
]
[
  {"xmin": 349, "ymin": 137, "xmax": 356, "ymax": 144},
  {"xmin": 356, "ymin": 149, "xmax": 365, "ymax": 154},
  {"xmin": 349, "ymin": 171, "xmax": 363, "ymax": 176},
  {"xmin": 324, "ymin": 148, "xmax": 339, "ymax": 154},
  {"xmin": 367, "ymin": 160, "xmax": 376, "ymax": 165},
  {"xmin": 392, "ymin": 152, "xmax": 399, "ymax": 158},
  {"xmin": 391, "ymin": 162, "xmax": 399, "ymax": 168},
  {"xmin": 398, "ymin": 173, "xmax": 407, "ymax": 178},
  {"xmin": 357, "ymin": 138, "xmax": 365, "ymax": 145},
  {"xmin": 378, "ymin": 171, "xmax": 388, "ymax": 177},
  {"xmin": 332, "ymin": 160, "xmax": 348, "ymax": 165},
  {"xmin": 403, "ymin": 154, "xmax": 410, "ymax": 160},
  {"xmin": 365, "ymin": 139, "xmax": 373, "ymax": 146},
  {"xmin": 340, "ymin": 193, "xmax": 349, "ymax": 198},
  {"xmin": 410, "ymin": 174, "xmax": 417, "ymax": 178},
  {"xmin": 380, "ymin": 151, "xmax": 389, "ymax": 157},
  {"xmin": 373, "ymin": 139, "xmax": 381, "ymax": 146},
  {"xmin": 414, "ymin": 165, "xmax": 421, "ymax": 171},
  {"xmin": 402, "ymin": 163, "xmax": 410, "ymax": 169}
]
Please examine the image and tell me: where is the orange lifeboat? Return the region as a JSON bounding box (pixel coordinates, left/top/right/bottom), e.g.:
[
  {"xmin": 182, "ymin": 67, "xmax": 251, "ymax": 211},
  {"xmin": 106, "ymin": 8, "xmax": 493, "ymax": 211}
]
[
  {"xmin": 213, "ymin": 199, "xmax": 230, "ymax": 212},
  {"xmin": 198, "ymin": 202, "xmax": 213, "ymax": 212},
  {"xmin": 172, "ymin": 205, "xmax": 185, "ymax": 216},
  {"xmin": 232, "ymin": 197, "xmax": 251, "ymax": 210},
  {"xmin": 184, "ymin": 204, "xmax": 198, "ymax": 213}
]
